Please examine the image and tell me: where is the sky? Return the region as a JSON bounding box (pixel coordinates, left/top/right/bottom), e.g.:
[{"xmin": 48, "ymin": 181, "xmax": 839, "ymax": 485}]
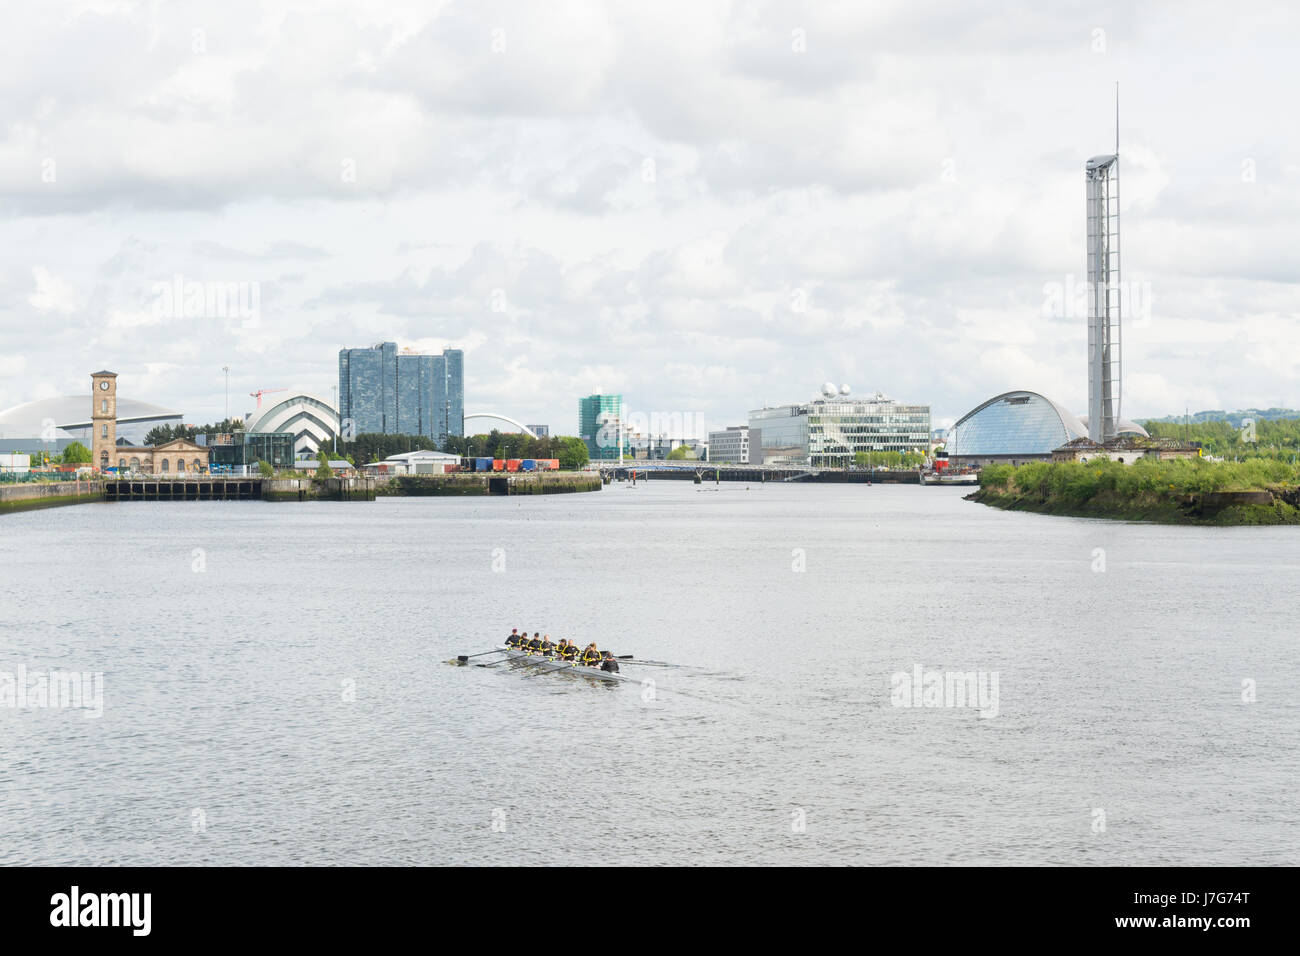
[{"xmin": 1, "ymin": 0, "xmax": 1298, "ymax": 435}]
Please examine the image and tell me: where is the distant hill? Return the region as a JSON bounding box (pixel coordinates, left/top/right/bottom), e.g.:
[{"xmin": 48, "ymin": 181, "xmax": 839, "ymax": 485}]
[{"xmin": 1142, "ymin": 408, "xmax": 1300, "ymax": 427}]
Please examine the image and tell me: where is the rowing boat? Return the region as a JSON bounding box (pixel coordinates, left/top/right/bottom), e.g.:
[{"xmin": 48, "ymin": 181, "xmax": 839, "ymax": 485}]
[{"xmin": 498, "ymin": 647, "xmax": 631, "ymax": 683}]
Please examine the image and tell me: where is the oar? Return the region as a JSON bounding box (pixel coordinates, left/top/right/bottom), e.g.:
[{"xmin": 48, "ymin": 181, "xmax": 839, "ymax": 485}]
[
  {"xmin": 613, "ymin": 658, "xmax": 696, "ymax": 668},
  {"xmin": 476, "ymin": 647, "xmax": 527, "ymax": 667},
  {"xmin": 450, "ymin": 647, "xmax": 508, "ymax": 665},
  {"xmin": 513, "ymin": 655, "xmax": 570, "ymax": 673}
]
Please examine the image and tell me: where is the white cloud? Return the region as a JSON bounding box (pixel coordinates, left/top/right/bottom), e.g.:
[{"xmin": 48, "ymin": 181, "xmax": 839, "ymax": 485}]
[
  {"xmin": 0, "ymin": 0, "xmax": 1296, "ymax": 424},
  {"xmin": 28, "ymin": 267, "xmax": 79, "ymax": 313}
]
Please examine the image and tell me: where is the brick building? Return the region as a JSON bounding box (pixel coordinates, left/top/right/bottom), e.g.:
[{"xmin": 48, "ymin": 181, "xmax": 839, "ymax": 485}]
[{"xmin": 91, "ymin": 371, "xmax": 209, "ymax": 474}]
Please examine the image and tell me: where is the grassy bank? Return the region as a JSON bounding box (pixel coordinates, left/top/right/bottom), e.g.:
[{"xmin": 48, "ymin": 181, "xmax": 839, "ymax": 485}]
[{"xmin": 970, "ymin": 459, "xmax": 1300, "ymax": 525}]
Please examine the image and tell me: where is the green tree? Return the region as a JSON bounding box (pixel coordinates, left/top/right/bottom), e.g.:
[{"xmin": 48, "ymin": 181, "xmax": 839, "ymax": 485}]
[
  {"xmin": 336, "ymin": 432, "xmax": 440, "ymax": 466},
  {"xmin": 854, "ymin": 450, "xmax": 904, "ymax": 468},
  {"xmin": 316, "ymin": 449, "xmax": 333, "ymax": 479},
  {"xmin": 257, "ymin": 460, "xmax": 274, "ymax": 477},
  {"xmin": 442, "ymin": 435, "xmax": 470, "ymax": 456},
  {"xmin": 143, "ymin": 425, "xmax": 174, "ymax": 445},
  {"xmin": 554, "ymin": 436, "xmax": 589, "ymax": 470},
  {"xmin": 61, "ymin": 441, "xmax": 92, "ymax": 464},
  {"xmin": 666, "ymin": 444, "xmax": 697, "ymax": 460},
  {"xmin": 144, "ymin": 417, "xmax": 245, "ymax": 447},
  {"xmin": 1142, "ymin": 418, "xmax": 1300, "ymax": 462}
]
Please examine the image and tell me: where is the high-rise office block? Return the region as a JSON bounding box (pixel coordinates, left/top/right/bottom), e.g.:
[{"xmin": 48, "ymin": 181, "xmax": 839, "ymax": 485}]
[
  {"xmin": 578, "ymin": 393, "xmax": 623, "ymax": 460},
  {"xmin": 338, "ymin": 343, "xmax": 464, "ymax": 440},
  {"xmin": 444, "ymin": 349, "xmax": 464, "ymax": 439}
]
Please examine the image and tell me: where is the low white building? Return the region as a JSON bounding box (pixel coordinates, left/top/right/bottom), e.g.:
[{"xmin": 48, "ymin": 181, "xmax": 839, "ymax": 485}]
[
  {"xmin": 0, "ymin": 453, "xmax": 31, "ymax": 474},
  {"xmin": 292, "ymin": 459, "xmax": 357, "ymax": 475},
  {"xmin": 363, "ymin": 449, "xmax": 462, "ymax": 475},
  {"xmin": 707, "ymin": 426, "xmax": 751, "ymax": 463}
]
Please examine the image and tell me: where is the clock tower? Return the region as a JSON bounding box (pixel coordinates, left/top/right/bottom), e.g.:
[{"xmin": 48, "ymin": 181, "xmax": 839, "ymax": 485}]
[{"xmin": 91, "ymin": 370, "xmax": 118, "ymax": 472}]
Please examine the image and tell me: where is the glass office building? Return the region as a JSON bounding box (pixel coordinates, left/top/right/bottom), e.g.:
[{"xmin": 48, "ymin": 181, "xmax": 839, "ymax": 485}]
[
  {"xmin": 206, "ymin": 432, "xmax": 296, "ymax": 471},
  {"xmin": 749, "ymin": 394, "xmax": 931, "ymax": 468},
  {"xmin": 338, "ymin": 346, "xmax": 385, "ymax": 434},
  {"xmin": 707, "ymin": 426, "xmax": 751, "ymax": 463},
  {"xmin": 578, "ymin": 393, "xmax": 623, "ymax": 460},
  {"xmin": 444, "ymin": 349, "xmax": 464, "ymax": 440},
  {"xmin": 339, "ymin": 343, "xmax": 463, "ymax": 441}
]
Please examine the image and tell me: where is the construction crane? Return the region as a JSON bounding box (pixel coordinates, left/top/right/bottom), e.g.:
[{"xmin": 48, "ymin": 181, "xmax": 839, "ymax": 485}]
[{"xmin": 250, "ymin": 387, "xmax": 288, "ymax": 409}]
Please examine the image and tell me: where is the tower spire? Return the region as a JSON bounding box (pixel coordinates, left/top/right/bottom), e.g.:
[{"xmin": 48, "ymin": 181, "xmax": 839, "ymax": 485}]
[{"xmin": 1115, "ymin": 81, "xmax": 1120, "ymax": 155}]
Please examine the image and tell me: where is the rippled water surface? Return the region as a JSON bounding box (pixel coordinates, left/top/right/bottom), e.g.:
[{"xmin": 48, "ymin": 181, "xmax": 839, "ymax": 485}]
[{"xmin": 2, "ymin": 482, "xmax": 1296, "ymax": 865}]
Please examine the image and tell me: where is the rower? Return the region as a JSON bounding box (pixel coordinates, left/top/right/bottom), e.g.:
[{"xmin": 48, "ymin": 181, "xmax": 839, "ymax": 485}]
[
  {"xmin": 581, "ymin": 642, "xmax": 602, "ymax": 666},
  {"xmin": 506, "ymin": 628, "xmax": 522, "ymax": 648},
  {"xmin": 600, "ymin": 651, "xmax": 620, "ymax": 674},
  {"xmin": 540, "ymin": 634, "xmax": 554, "ymax": 656},
  {"xmin": 559, "ymin": 640, "xmax": 578, "ymax": 662},
  {"xmin": 528, "ymin": 632, "xmax": 543, "ymax": 653}
]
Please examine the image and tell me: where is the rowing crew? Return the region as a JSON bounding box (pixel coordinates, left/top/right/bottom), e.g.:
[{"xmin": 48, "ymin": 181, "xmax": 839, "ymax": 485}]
[{"xmin": 504, "ymin": 629, "xmax": 620, "ymax": 672}]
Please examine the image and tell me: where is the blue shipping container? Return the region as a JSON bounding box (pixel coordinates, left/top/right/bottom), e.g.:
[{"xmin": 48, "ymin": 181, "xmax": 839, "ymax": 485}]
[
  {"xmin": 520, "ymin": 459, "xmax": 536, "ymax": 471},
  {"xmin": 476, "ymin": 457, "xmax": 494, "ymax": 472}
]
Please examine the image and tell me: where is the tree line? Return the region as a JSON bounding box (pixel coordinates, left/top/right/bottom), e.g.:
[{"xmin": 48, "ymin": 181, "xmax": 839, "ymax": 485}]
[
  {"xmin": 853, "ymin": 450, "xmax": 927, "ymax": 468},
  {"xmin": 143, "ymin": 419, "xmax": 246, "ymax": 446},
  {"xmin": 327, "ymin": 430, "xmax": 590, "ymax": 469},
  {"xmin": 1142, "ymin": 418, "xmax": 1300, "ymax": 462}
]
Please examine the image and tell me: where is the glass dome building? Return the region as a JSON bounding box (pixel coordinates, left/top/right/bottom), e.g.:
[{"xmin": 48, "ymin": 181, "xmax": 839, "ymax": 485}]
[
  {"xmin": 946, "ymin": 391, "xmax": 1088, "ymax": 466},
  {"xmin": 0, "ymin": 394, "xmax": 182, "ymax": 453},
  {"xmin": 946, "ymin": 390, "xmax": 1150, "ymax": 466}
]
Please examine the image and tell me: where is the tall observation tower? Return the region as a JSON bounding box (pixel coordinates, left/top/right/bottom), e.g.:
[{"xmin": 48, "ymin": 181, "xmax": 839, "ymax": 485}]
[{"xmin": 1085, "ymin": 88, "xmax": 1122, "ymax": 443}]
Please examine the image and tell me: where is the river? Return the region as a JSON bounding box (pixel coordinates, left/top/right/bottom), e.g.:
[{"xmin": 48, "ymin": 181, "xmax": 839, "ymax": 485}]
[{"xmin": 1, "ymin": 481, "xmax": 1295, "ymax": 865}]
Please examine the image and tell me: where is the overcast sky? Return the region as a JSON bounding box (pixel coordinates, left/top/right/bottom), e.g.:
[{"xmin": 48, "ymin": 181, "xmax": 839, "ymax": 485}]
[{"xmin": 2, "ymin": 0, "xmax": 1297, "ymax": 434}]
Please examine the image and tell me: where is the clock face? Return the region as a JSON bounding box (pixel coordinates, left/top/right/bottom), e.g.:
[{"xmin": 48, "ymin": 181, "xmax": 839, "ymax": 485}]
[{"xmin": 99, "ymin": 381, "xmax": 109, "ymax": 390}]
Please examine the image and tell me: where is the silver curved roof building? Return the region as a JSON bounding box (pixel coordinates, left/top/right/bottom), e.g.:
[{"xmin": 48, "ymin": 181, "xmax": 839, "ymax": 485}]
[
  {"xmin": 244, "ymin": 393, "xmax": 339, "ymax": 456},
  {"xmin": 946, "ymin": 390, "xmax": 1087, "ymax": 464},
  {"xmin": 0, "ymin": 395, "xmax": 182, "ymax": 447},
  {"xmin": 1079, "ymin": 415, "xmax": 1148, "ymax": 439},
  {"xmin": 946, "ymin": 390, "xmax": 1148, "ymax": 464}
]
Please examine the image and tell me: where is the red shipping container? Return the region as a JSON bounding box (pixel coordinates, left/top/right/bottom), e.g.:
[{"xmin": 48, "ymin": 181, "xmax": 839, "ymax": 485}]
[
  {"xmin": 506, "ymin": 459, "xmax": 521, "ymax": 471},
  {"xmin": 541, "ymin": 459, "xmax": 560, "ymax": 470},
  {"xmin": 492, "ymin": 459, "xmax": 505, "ymax": 470}
]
